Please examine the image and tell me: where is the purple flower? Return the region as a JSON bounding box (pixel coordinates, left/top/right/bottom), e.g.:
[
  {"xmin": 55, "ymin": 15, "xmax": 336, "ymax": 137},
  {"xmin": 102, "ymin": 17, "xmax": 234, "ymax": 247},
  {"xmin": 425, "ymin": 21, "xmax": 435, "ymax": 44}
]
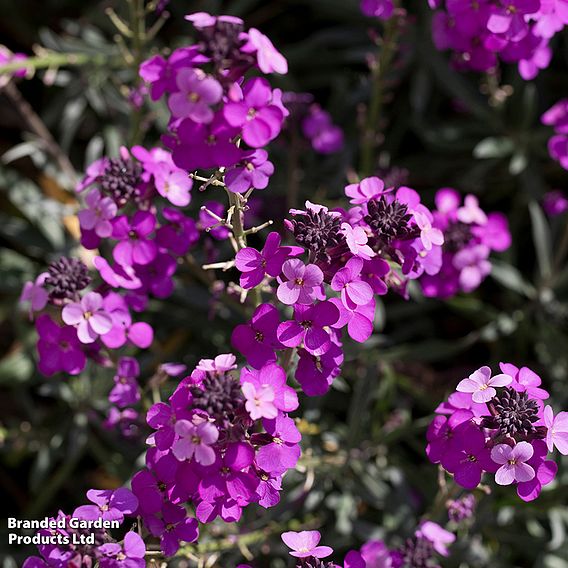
[
  {"xmin": 441, "ymin": 424, "xmax": 496, "ymax": 489},
  {"xmin": 241, "ymin": 28, "xmax": 288, "ymax": 74},
  {"xmin": 257, "ymin": 414, "xmax": 301, "ymax": 474},
  {"xmin": 242, "ymin": 382, "xmax": 278, "ymax": 420},
  {"xmin": 345, "ymin": 176, "xmax": 387, "ymax": 204},
  {"xmin": 543, "ymin": 190, "xmax": 568, "ymax": 216},
  {"xmin": 491, "ymin": 441, "xmax": 536, "ymax": 485},
  {"xmin": 453, "ymin": 244, "xmax": 491, "ymax": 292},
  {"xmin": 231, "ymin": 303, "xmax": 283, "ymax": 368},
  {"xmin": 517, "ymin": 439, "xmax": 558, "ymax": 501},
  {"xmin": 341, "ymin": 223, "xmax": 375, "ymax": 259},
  {"xmin": 487, "ymin": 0, "xmax": 540, "ymax": 40},
  {"xmin": 172, "ymin": 417, "xmax": 219, "ymax": 465},
  {"xmin": 172, "ymin": 115, "xmax": 242, "ymax": 171},
  {"xmin": 78, "ymin": 189, "xmax": 117, "ymax": 237},
  {"xmin": 330, "ymin": 297, "xmax": 375, "ymax": 343},
  {"xmin": 240, "ymin": 363, "xmax": 299, "ymax": 412},
  {"xmin": 225, "ymin": 149, "xmax": 274, "ymax": 193},
  {"xmin": 224, "ymin": 77, "xmax": 285, "ymax": 148},
  {"xmin": 98, "ymin": 531, "xmax": 146, "ymax": 568},
  {"xmin": 414, "ymin": 211, "xmax": 444, "ymax": 251},
  {"xmin": 235, "ymin": 232, "xmax": 302, "ymax": 289},
  {"xmin": 415, "ymin": 521, "xmax": 456, "ymax": 557},
  {"xmin": 543, "ymin": 405, "xmax": 568, "ymax": 454},
  {"xmin": 74, "ymin": 488, "xmax": 138, "ymax": 522},
  {"xmin": 156, "ymin": 208, "xmax": 199, "ymax": 256},
  {"xmin": 131, "ymin": 453, "xmax": 179, "ymax": 514},
  {"xmin": 331, "ymin": 257, "xmax": 374, "ymax": 309},
  {"xmin": 277, "ymin": 301, "xmax": 340, "ymax": 356},
  {"xmin": 112, "ymin": 212, "xmax": 158, "ymax": 266},
  {"xmin": 146, "ymin": 402, "xmax": 192, "ymax": 450},
  {"xmin": 35, "ymin": 315, "xmax": 86, "ymax": 376},
  {"xmin": 109, "ymin": 357, "xmax": 141, "ymax": 408},
  {"xmin": 155, "ymin": 168, "xmax": 192, "ymax": 207},
  {"xmin": 499, "ymin": 362, "xmax": 549, "ymax": 399},
  {"xmin": 145, "ymin": 502, "xmax": 199, "ymax": 556},
  {"xmin": 21, "ymin": 273, "xmax": 49, "ymax": 315},
  {"xmin": 361, "ymin": 0, "xmax": 394, "ymax": 20},
  {"xmin": 168, "ymin": 68, "xmax": 222, "ymax": 123},
  {"xmin": 426, "ymin": 409, "xmax": 474, "ymax": 464},
  {"xmin": 100, "ymin": 302, "xmax": 154, "ymax": 350},
  {"xmin": 301, "ymin": 106, "xmax": 344, "ymax": 154},
  {"xmin": 295, "ymin": 341, "xmax": 343, "ymax": 396},
  {"xmin": 361, "ymin": 540, "xmax": 392, "ymax": 568},
  {"xmin": 456, "ymin": 366, "xmax": 512, "ymax": 403},
  {"xmin": 62, "ymin": 292, "xmax": 113, "ymax": 344},
  {"xmin": 277, "ymin": 258, "xmax": 324, "ymax": 305},
  {"xmin": 281, "ymin": 530, "xmax": 333, "ymax": 559}
]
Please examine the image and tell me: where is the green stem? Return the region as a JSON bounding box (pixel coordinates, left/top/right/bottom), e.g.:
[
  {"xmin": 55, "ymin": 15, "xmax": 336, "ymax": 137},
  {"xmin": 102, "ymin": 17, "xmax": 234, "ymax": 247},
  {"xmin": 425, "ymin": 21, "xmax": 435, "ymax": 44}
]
[
  {"xmin": 360, "ymin": 11, "xmax": 401, "ymax": 177},
  {"xmin": 0, "ymin": 52, "xmax": 106, "ymax": 75},
  {"xmin": 127, "ymin": 0, "xmax": 146, "ymax": 146}
]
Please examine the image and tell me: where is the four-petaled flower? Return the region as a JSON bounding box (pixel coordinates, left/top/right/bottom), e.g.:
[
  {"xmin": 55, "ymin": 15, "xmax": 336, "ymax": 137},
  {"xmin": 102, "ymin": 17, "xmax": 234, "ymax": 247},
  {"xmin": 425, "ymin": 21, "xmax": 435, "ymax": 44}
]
[
  {"xmin": 491, "ymin": 441, "xmax": 536, "ymax": 485},
  {"xmin": 277, "ymin": 259, "xmax": 324, "ymax": 305},
  {"xmin": 543, "ymin": 405, "xmax": 568, "ymax": 455},
  {"xmin": 172, "ymin": 417, "xmax": 219, "ymax": 465},
  {"xmin": 281, "ymin": 530, "xmax": 333, "ymax": 559},
  {"xmin": 62, "ymin": 292, "xmax": 113, "ymax": 344},
  {"xmin": 456, "ymin": 365, "xmax": 512, "ymax": 403}
]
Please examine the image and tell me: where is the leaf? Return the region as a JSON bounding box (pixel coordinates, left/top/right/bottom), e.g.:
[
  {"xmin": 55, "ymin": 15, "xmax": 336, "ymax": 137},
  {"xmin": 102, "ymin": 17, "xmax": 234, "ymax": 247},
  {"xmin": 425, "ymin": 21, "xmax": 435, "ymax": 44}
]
[
  {"xmin": 473, "ymin": 137, "xmax": 514, "ymax": 159},
  {"xmin": 490, "ymin": 260, "xmax": 537, "ymax": 298},
  {"xmin": 529, "ymin": 200, "xmax": 553, "ymax": 281}
]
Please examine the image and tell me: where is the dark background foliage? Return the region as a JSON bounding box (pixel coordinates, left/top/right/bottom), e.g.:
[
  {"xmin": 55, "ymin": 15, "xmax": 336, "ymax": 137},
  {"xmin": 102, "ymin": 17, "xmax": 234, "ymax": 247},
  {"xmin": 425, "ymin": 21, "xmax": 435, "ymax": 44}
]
[{"xmin": 0, "ymin": 0, "xmax": 567, "ymax": 566}]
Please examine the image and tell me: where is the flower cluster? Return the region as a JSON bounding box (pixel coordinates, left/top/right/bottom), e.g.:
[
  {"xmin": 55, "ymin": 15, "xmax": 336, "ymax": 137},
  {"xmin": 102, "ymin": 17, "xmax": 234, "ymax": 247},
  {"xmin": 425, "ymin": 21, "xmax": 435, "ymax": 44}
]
[
  {"xmin": 22, "ymin": 488, "xmax": 142, "ymax": 568},
  {"xmin": 429, "ymin": 0, "xmax": 568, "ymax": 79},
  {"xmin": 427, "ymin": 363, "xmax": 568, "ymax": 501},
  {"xmin": 542, "ymin": 98, "xmax": 568, "ymax": 170},
  {"xmin": 418, "ymin": 188, "xmax": 511, "ymax": 298},
  {"xmin": 237, "ymin": 522, "xmax": 455, "ymax": 568},
  {"xmin": 231, "ymin": 177, "xmax": 445, "ymax": 395},
  {"xmin": 133, "ymin": 354, "xmax": 301, "ymax": 556},
  {"xmin": 140, "ymin": 12, "xmax": 289, "ymax": 194}
]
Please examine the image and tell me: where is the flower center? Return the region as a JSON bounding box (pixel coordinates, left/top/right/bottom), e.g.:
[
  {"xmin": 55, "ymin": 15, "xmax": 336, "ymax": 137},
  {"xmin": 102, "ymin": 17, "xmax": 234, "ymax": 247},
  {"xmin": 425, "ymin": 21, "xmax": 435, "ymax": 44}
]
[
  {"xmin": 294, "ymin": 278, "xmax": 304, "ymax": 286},
  {"xmin": 191, "ymin": 435, "xmax": 202, "ymax": 444},
  {"xmin": 189, "ymin": 92, "xmax": 200, "ymax": 103},
  {"xmin": 255, "ymin": 331, "xmax": 264, "ymax": 342}
]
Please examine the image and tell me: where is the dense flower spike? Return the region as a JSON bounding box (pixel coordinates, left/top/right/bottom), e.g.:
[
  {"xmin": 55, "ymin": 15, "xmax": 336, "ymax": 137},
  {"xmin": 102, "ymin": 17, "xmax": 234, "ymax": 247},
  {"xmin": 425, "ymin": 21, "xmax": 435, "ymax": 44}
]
[
  {"xmin": 427, "ymin": 363, "xmax": 564, "ymax": 501},
  {"xmin": 428, "ymin": 0, "xmax": 567, "ymax": 79}
]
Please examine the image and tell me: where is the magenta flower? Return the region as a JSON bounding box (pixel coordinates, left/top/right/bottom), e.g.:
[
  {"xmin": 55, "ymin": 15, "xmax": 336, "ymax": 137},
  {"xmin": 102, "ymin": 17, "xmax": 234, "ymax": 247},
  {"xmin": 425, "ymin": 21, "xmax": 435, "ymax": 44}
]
[
  {"xmin": 156, "ymin": 208, "xmax": 199, "ymax": 256},
  {"xmin": 453, "ymin": 244, "xmax": 491, "ymax": 292},
  {"xmin": 78, "ymin": 189, "xmax": 117, "ymax": 237},
  {"xmin": 543, "ymin": 190, "xmax": 568, "ymax": 216},
  {"xmin": 241, "ymin": 28, "xmax": 288, "ymax": 74},
  {"xmin": 155, "ymin": 169, "xmax": 192, "ymax": 207},
  {"xmin": 415, "ymin": 521, "xmax": 456, "ymax": 557},
  {"xmin": 499, "ymin": 362, "xmax": 549, "ymax": 399},
  {"xmin": 487, "ymin": 0, "xmax": 540, "ymax": 40},
  {"xmin": 168, "ymin": 68, "xmax": 222, "ymax": 123},
  {"xmin": 281, "ymin": 530, "xmax": 333, "ymax": 559},
  {"xmin": 295, "ymin": 342, "xmax": 343, "ymax": 396},
  {"xmin": 101, "ymin": 303, "xmax": 153, "ymax": 350},
  {"xmin": 35, "ymin": 315, "xmax": 86, "ymax": 376},
  {"xmin": 277, "ymin": 301, "xmax": 339, "ymax": 356},
  {"xmin": 330, "ymin": 297, "xmax": 375, "ymax": 343},
  {"xmin": 361, "ymin": 0, "xmax": 394, "ymax": 20},
  {"xmin": 112, "ymin": 211, "xmax": 157, "ymax": 266},
  {"xmin": 456, "ymin": 366, "xmax": 512, "ymax": 403},
  {"xmin": 256, "ymin": 414, "xmax": 301, "ymax": 474},
  {"xmin": 172, "ymin": 417, "xmax": 219, "ymax": 465},
  {"xmin": 109, "ymin": 365, "xmax": 141, "ymax": 408},
  {"xmin": 517, "ymin": 439, "xmax": 559, "ymax": 502},
  {"xmin": 491, "ymin": 442, "xmax": 536, "ymax": 485},
  {"xmin": 145, "ymin": 502, "xmax": 199, "ymax": 556},
  {"xmin": 231, "ymin": 303, "xmax": 283, "ymax": 368},
  {"xmin": 543, "ymin": 405, "xmax": 568, "ymax": 454},
  {"xmin": 301, "ymin": 106, "xmax": 344, "ymax": 154},
  {"xmin": 223, "ymin": 77, "xmax": 285, "ymax": 148},
  {"xmin": 414, "ymin": 211, "xmax": 444, "ymax": 251},
  {"xmin": 341, "ymin": 223, "xmax": 375, "ymax": 259},
  {"xmin": 441, "ymin": 424, "xmax": 496, "ymax": 489},
  {"xmin": 345, "ymin": 176, "xmax": 387, "ymax": 204},
  {"xmin": 224, "ymin": 149, "xmax": 274, "ymax": 193},
  {"xmin": 457, "ymin": 195, "xmax": 488, "ymax": 225},
  {"xmin": 240, "ymin": 363, "xmax": 299, "ymax": 412},
  {"xmin": 98, "ymin": 532, "xmax": 145, "ymax": 568},
  {"xmin": 235, "ymin": 232, "xmax": 302, "ymax": 289},
  {"xmin": 331, "ymin": 257, "xmax": 374, "ymax": 309},
  {"xmin": 62, "ymin": 292, "xmax": 113, "ymax": 344},
  {"xmin": 74, "ymin": 488, "xmax": 138, "ymax": 522},
  {"xmin": 242, "ymin": 382, "xmax": 278, "ymax": 420},
  {"xmin": 277, "ymin": 259, "xmax": 324, "ymax": 305},
  {"xmin": 20, "ymin": 273, "xmax": 49, "ymax": 316}
]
